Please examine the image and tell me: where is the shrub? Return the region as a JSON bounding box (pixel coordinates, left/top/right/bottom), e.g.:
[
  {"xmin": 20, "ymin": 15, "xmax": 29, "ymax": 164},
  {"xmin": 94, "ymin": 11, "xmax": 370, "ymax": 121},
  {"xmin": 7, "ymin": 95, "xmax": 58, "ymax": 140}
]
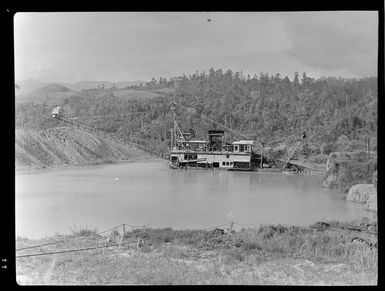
[
  {"xmin": 231, "ymin": 228, "xmax": 261, "ymax": 251},
  {"xmin": 321, "ymin": 143, "xmax": 336, "ymax": 155},
  {"xmin": 221, "ymin": 249, "xmax": 245, "ymax": 265},
  {"xmin": 308, "ymin": 154, "xmax": 329, "ymax": 164},
  {"xmin": 70, "ymin": 225, "xmax": 98, "ymax": 237},
  {"xmin": 308, "ymin": 145, "xmax": 321, "ymax": 156},
  {"xmin": 336, "ymin": 135, "xmax": 350, "ymax": 151},
  {"xmin": 335, "ymin": 135, "xmax": 367, "ymax": 152},
  {"xmin": 127, "ymin": 228, "xmax": 176, "ymax": 243}
]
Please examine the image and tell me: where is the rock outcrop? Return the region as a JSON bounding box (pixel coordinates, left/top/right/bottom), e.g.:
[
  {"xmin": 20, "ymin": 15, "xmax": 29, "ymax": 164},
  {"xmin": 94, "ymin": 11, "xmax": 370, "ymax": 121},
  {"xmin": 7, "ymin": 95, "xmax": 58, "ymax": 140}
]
[
  {"xmin": 346, "ymin": 184, "xmax": 377, "ymax": 211},
  {"xmin": 326, "ymin": 151, "xmax": 377, "ymax": 172},
  {"xmin": 365, "ymin": 193, "xmax": 377, "ymax": 212},
  {"xmin": 322, "ymin": 174, "xmax": 337, "ymax": 189},
  {"xmin": 322, "ymin": 152, "xmax": 377, "ymax": 193}
]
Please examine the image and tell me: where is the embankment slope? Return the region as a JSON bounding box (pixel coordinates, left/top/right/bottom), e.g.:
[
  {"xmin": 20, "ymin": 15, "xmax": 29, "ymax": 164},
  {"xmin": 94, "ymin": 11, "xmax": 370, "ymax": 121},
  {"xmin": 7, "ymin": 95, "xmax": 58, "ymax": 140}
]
[{"xmin": 15, "ymin": 127, "xmax": 153, "ymax": 170}]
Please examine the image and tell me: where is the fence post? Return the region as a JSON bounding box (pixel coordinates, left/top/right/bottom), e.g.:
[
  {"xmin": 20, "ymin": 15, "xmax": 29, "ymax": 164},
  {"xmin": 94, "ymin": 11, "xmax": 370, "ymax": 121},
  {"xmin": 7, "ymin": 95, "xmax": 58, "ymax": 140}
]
[
  {"xmin": 228, "ymin": 221, "xmax": 234, "ymax": 236},
  {"xmin": 122, "ymin": 224, "xmax": 125, "ymax": 237}
]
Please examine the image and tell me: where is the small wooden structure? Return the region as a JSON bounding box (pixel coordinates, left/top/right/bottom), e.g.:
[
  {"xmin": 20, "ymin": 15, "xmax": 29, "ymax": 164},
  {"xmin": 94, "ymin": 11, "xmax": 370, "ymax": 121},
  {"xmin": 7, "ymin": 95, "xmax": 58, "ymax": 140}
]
[{"xmin": 51, "ymin": 106, "xmax": 61, "ymax": 118}]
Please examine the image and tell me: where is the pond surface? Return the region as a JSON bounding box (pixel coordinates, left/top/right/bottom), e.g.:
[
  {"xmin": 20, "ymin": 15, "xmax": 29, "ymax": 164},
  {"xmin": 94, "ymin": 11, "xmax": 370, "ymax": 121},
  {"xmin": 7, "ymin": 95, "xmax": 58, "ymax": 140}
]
[{"xmin": 15, "ymin": 161, "xmax": 372, "ymax": 239}]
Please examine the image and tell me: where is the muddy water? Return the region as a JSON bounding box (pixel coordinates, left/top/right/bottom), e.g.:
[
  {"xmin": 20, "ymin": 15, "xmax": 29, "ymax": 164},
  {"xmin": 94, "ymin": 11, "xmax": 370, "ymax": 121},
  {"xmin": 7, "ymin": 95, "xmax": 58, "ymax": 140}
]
[{"xmin": 16, "ymin": 161, "xmax": 372, "ymax": 239}]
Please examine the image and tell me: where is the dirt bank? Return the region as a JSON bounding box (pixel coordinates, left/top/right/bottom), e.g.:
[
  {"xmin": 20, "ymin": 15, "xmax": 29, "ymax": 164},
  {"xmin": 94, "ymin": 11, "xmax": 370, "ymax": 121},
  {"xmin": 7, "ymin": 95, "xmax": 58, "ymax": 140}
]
[{"xmin": 15, "ymin": 128, "xmax": 154, "ymax": 170}]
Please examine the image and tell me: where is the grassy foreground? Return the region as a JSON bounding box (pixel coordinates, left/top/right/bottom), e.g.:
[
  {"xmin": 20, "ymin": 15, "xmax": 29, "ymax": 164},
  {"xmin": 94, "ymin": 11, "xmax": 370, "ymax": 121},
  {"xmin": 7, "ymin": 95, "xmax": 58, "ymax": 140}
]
[{"xmin": 16, "ymin": 218, "xmax": 377, "ymax": 285}]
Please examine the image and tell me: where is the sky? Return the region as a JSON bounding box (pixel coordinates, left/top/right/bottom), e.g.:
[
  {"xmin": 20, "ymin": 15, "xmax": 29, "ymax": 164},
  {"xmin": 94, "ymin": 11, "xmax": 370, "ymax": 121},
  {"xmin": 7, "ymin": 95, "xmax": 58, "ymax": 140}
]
[{"xmin": 14, "ymin": 11, "xmax": 378, "ymax": 84}]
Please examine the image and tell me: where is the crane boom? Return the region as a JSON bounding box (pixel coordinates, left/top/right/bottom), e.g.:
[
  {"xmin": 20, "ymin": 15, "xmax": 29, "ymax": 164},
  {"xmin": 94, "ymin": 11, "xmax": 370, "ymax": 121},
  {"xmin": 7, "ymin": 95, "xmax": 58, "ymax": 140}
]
[{"xmin": 175, "ymin": 102, "xmax": 253, "ymax": 141}]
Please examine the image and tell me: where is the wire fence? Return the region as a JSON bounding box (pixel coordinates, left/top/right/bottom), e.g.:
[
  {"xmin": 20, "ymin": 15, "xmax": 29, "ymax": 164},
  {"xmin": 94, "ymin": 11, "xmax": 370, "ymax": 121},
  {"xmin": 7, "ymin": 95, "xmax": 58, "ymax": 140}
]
[
  {"xmin": 96, "ymin": 224, "xmax": 124, "ymax": 235},
  {"xmin": 15, "ymin": 220, "xmax": 246, "ymax": 254},
  {"xmin": 15, "ymin": 220, "xmax": 234, "ymax": 258},
  {"xmin": 16, "ymin": 238, "xmax": 149, "ymax": 259},
  {"xmin": 16, "ymin": 219, "xmax": 377, "ymax": 258},
  {"xmin": 16, "ymin": 240, "xmax": 66, "ymax": 252},
  {"xmin": 16, "ymin": 223, "xmax": 142, "ymax": 252}
]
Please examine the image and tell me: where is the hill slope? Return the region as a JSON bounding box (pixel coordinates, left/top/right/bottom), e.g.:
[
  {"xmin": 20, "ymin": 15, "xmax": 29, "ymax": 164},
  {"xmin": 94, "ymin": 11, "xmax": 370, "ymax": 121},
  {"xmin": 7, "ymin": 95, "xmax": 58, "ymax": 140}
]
[
  {"xmin": 15, "ymin": 79, "xmax": 48, "ymax": 96},
  {"xmin": 15, "ymin": 128, "xmax": 153, "ymax": 170},
  {"xmin": 16, "ymin": 83, "xmax": 77, "ymax": 104},
  {"xmin": 32, "ymin": 83, "xmax": 73, "ymax": 94}
]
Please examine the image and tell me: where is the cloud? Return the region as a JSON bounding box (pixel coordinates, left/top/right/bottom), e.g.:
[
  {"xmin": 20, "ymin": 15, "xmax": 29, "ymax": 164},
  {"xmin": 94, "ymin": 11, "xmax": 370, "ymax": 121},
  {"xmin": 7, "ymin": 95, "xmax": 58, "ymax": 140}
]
[
  {"xmin": 14, "ymin": 12, "xmax": 378, "ymax": 83},
  {"xmin": 279, "ymin": 12, "xmax": 378, "ymax": 77}
]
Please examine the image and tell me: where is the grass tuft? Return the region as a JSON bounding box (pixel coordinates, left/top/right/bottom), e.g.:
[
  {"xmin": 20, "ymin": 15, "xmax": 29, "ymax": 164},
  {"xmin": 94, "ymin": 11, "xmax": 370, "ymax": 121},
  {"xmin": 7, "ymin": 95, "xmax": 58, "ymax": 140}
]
[{"xmin": 69, "ymin": 225, "xmax": 98, "ymax": 237}]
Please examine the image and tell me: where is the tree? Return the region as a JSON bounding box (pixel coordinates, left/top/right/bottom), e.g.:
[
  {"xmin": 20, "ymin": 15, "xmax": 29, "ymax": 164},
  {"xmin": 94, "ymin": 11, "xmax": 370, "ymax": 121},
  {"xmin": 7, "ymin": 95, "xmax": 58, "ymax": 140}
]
[
  {"xmin": 15, "ymin": 67, "xmax": 377, "ymax": 158},
  {"xmin": 293, "ymin": 72, "xmax": 300, "ymax": 90}
]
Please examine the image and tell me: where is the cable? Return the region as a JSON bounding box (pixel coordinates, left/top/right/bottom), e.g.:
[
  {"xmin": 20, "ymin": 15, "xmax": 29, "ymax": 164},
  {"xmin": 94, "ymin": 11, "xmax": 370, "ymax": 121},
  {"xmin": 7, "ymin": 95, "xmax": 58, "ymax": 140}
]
[
  {"xmin": 96, "ymin": 224, "xmax": 124, "ymax": 235},
  {"xmin": 123, "ymin": 223, "xmax": 146, "ymax": 229},
  {"xmin": 17, "ymin": 223, "xmax": 125, "ymax": 252},
  {"xmin": 176, "ymin": 103, "xmax": 252, "ymax": 140},
  {"xmin": 55, "ymin": 116, "xmax": 168, "ymax": 161},
  {"xmin": 200, "ymin": 221, "xmax": 233, "ymax": 231},
  {"xmin": 16, "ymin": 238, "xmax": 149, "ymax": 259},
  {"xmin": 16, "ymin": 240, "xmax": 65, "ymax": 252},
  {"xmin": 176, "ymin": 102, "xmax": 301, "ymax": 146},
  {"xmin": 88, "ymin": 112, "xmax": 146, "ymax": 119}
]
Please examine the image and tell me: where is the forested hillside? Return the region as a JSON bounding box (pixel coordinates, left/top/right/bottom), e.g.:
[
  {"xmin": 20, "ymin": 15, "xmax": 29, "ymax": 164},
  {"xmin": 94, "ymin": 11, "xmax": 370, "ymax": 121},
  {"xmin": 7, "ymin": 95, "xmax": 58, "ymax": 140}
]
[{"xmin": 15, "ymin": 69, "xmax": 377, "ymax": 158}]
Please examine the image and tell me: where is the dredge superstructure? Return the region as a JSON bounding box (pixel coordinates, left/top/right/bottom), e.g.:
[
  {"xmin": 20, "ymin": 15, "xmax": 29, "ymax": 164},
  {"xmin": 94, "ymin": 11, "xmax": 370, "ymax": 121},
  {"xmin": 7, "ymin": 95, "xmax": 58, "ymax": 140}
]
[
  {"xmin": 168, "ymin": 102, "xmax": 322, "ymax": 174},
  {"xmin": 169, "ymin": 102, "xmax": 259, "ymax": 170}
]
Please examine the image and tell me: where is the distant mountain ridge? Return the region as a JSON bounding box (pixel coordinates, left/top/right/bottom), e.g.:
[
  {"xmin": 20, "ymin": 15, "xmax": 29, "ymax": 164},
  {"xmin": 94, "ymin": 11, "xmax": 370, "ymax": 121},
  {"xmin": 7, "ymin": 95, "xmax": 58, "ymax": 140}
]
[
  {"xmin": 15, "ymin": 79, "xmax": 160, "ymax": 104},
  {"xmin": 16, "ymin": 83, "xmax": 73, "ymax": 99},
  {"xmin": 15, "ymin": 83, "xmax": 76, "ymax": 104},
  {"xmin": 15, "ymin": 79, "xmax": 146, "ymax": 95},
  {"xmin": 15, "ymin": 79, "xmax": 47, "ymax": 96},
  {"xmin": 61, "ymin": 80, "xmax": 145, "ymax": 91},
  {"xmin": 32, "ymin": 83, "xmax": 73, "ymax": 94}
]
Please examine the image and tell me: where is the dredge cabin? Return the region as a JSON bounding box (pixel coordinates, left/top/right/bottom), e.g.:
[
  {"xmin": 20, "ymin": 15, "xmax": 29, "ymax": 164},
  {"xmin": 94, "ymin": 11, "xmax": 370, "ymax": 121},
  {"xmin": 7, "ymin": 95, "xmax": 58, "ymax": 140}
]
[{"xmin": 169, "ymin": 130, "xmax": 255, "ymax": 170}]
